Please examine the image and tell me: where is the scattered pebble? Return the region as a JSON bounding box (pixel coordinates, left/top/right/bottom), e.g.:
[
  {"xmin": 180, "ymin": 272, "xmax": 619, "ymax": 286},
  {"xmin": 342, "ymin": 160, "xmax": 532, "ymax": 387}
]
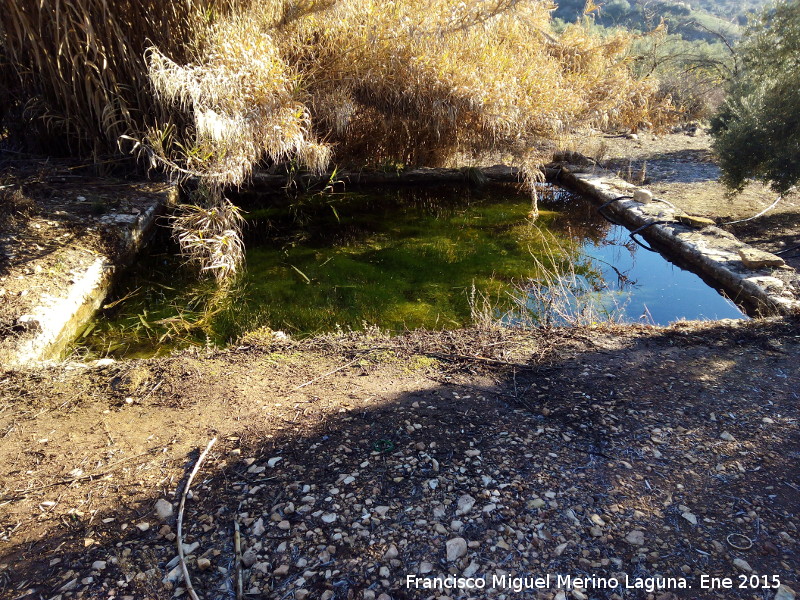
[
  {"xmin": 445, "ymin": 537, "xmax": 468, "ymax": 562},
  {"xmin": 154, "ymin": 499, "xmax": 173, "ymax": 521},
  {"xmin": 626, "ymin": 530, "xmax": 645, "ymax": 545}
]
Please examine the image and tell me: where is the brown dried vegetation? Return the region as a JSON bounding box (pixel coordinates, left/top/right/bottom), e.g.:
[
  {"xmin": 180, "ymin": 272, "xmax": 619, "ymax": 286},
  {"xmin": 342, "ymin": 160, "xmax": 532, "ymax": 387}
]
[{"xmin": 1, "ymin": 0, "xmax": 675, "ymax": 278}]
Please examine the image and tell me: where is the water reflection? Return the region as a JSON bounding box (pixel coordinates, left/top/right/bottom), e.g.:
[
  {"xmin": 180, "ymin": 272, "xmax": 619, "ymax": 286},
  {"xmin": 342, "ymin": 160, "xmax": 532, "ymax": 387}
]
[{"xmin": 75, "ymin": 184, "xmax": 744, "ymax": 358}]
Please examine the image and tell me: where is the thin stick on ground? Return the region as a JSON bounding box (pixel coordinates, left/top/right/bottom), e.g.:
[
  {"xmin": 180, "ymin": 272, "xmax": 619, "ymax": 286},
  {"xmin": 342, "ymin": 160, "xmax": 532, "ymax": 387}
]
[
  {"xmin": 292, "ymin": 355, "xmax": 363, "ymax": 390},
  {"xmin": 177, "ymin": 437, "xmax": 217, "ymax": 600},
  {"xmin": 234, "ymin": 519, "xmax": 243, "ymax": 600}
]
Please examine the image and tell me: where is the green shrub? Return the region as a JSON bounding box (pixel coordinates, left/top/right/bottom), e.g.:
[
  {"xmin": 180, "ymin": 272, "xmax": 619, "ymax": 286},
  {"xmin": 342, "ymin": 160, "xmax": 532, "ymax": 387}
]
[{"xmin": 710, "ymin": 0, "xmax": 800, "ymax": 193}]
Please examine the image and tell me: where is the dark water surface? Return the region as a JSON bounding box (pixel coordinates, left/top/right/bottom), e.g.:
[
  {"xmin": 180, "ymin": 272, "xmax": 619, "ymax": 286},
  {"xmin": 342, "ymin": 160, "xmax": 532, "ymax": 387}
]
[{"xmin": 76, "ymin": 184, "xmax": 744, "ymax": 358}]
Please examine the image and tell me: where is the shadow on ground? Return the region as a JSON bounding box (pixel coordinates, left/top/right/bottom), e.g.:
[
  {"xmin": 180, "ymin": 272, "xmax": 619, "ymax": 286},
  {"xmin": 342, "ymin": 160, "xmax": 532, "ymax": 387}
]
[
  {"xmin": 1, "ymin": 319, "xmax": 798, "ymax": 600},
  {"xmin": 728, "ymin": 211, "xmax": 800, "ymax": 269}
]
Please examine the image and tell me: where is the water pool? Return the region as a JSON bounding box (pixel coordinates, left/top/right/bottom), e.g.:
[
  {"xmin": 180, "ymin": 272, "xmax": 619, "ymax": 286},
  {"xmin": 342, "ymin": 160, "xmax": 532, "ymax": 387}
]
[{"xmin": 75, "ymin": 184, "xmax": 744, "ymax": 358}]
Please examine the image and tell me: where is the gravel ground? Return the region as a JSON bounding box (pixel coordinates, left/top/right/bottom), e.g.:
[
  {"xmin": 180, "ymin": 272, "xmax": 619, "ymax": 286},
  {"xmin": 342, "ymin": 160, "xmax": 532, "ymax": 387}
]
[{"xmin": 2, "ymin": 322, "xmax": 797, "ymax": 600}]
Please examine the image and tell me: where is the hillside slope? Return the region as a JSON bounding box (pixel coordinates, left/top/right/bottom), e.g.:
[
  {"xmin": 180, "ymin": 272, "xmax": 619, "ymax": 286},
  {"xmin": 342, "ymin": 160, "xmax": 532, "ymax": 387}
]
[{"xmin": 553, "ymin": 0, "xmax": 770, "ymax": 40}]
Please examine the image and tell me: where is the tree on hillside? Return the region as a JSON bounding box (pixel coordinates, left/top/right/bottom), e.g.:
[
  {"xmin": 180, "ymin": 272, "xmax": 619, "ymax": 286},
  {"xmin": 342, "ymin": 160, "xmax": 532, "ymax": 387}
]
[{"xmin": 710, "ymin": 0, "xmax": 800, "ymax": 193}]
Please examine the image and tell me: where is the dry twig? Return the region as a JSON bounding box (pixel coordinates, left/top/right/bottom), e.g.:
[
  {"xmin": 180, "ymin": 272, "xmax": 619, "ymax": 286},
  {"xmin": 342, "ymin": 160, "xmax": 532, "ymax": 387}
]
[
  {"xmin": 292, "ymin": 354, "xmax": 366, "ymax": 390},
  {"xmin": 234, "ymin": 519, "xmax": 243, "ymax": 600},
  {"xmin": 177, "ymin": 437, "xmax": 217, "ymax": 600}
]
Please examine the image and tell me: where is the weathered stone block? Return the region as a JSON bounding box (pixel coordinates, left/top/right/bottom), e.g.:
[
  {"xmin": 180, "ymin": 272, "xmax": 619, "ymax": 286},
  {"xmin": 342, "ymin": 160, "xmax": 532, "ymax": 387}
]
[
  {"xmin": 633, "ymin": 188, "xmax": 653, "ymax": 204},
  {"xmin": 738, "ymin": 248, "xmax": 785, "ymax": 269},
  {"xmin": 677, "ymin": 215, "xmax": 716, "ymax": 228}
]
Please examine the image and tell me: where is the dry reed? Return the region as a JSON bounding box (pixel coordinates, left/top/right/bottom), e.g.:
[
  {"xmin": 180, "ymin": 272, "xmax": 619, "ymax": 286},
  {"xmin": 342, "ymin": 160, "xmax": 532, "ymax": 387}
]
[{"xmin": 1, "ymin": 0, "xmax": 675, "ymax": 279}]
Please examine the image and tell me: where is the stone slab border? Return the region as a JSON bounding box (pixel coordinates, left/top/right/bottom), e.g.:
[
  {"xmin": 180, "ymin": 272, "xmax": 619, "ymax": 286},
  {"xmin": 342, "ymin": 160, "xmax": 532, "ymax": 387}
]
[
  {"xmin": 6, "ymin": 189, "xmax": 175, "ymax": 367},
  {"xmin": 9, "ymin": 160, "xmax": 797, "ymax": 369},
  {"xmin": 551, "ymin": 165, "xmax": 800, "ymax": 317}
]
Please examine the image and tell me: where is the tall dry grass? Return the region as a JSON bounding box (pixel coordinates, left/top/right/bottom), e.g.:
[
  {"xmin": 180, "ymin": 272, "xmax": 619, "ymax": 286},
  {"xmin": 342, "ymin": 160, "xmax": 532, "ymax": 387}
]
[
  {"xmin": 468, "ymin": 227, "xmax": 625, "ymax": 329},
  {"xmin": 1, "ymin": 0, "xmax": 675, "ymax": 280},
  {"xmin": 0, "ymin": 0, "xmax": 243, "ymax": 156}
]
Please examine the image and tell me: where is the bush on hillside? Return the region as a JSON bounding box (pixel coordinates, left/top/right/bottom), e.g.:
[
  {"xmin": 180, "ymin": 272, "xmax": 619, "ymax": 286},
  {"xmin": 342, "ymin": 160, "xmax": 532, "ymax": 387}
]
[{"xmin": 710, "ymin": 0, "xmax": 800, "ymax": 193}]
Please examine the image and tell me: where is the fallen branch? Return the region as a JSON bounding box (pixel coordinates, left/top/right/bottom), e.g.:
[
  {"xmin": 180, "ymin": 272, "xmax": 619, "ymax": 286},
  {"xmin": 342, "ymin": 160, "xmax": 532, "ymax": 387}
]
[
  {"xmin": 234, "ymin": 519, "xmax": 243, "ymax": 600},
  {"xmin": 292, "ymin": 356, "xmax": 362, "ymax": 390},
  {"xmin": 177, "ymin": 437, "xmax": 217, "ymax": 600}
]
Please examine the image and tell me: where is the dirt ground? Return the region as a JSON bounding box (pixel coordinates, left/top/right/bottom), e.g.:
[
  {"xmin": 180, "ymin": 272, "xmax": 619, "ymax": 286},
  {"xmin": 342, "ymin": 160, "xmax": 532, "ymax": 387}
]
[
  {"xmin": 1, "ymin": 136, "xmax": 799, "ymax": 600},
  {"xmin": 1, "ymin": 321, "xmax": 799, "ymax": 600}
]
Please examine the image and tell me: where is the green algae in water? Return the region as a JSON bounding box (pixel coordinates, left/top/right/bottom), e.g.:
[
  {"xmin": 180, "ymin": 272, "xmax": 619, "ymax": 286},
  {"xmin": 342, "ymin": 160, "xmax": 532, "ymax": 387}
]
[
  {"xmin": 78, "ymin": 185, "xmax": 609, "ymax": 357},
  {"xmin": 78, "ymin": 183, "xmax": 744, "ymax": 359}
]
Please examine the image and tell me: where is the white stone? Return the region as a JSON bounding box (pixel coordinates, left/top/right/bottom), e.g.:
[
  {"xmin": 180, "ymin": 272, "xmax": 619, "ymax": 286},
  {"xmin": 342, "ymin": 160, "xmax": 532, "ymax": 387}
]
[
  {"xmin": 446, "ymin": 537, "xmax": 468, "ymax": 562},
  {"xmin": 775, "ymin": 585, "xmax": 796, "ymax": 600},
  {"xmin": 590, "ymin": 514, "xmax": 606, "ymax": 527},
  {"xmin": 251, "ymin": 518, "xmax": 265, "ymax": 536},
  {"xmin": 681, "ymin": 512, "xmax": 698, "ymax": 526},
  {"xmin": 154, "ymin": 499, "xmax": 173, "ymax": 521},
  {"xmin": 456, "ymin": 494, "xmax": 476, "ymax": 515},
  {"xmin": 91, "ymin": 560, "xmax": 107, "ymax": 571},
  {"xmin": 163, "ymin": 564, "xmax": 183, "ymax": 584},
  {"xmin": 463, "ymin": 561, "xmax": 480, "ymax": 578},
  {"xmin": 91, "ymin": 358, "xmax": 116, "ymax": 368},
  {"xmin": 625, "ymin": 530, "xmax": 645, "ymax": 545},
  {"xmin": 634, "ymin": 189, "xmax": 653, "ymax": 204},
  {"xmin": 733, "ymin": 558, "xmax": 752, "ymax": 572}
]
